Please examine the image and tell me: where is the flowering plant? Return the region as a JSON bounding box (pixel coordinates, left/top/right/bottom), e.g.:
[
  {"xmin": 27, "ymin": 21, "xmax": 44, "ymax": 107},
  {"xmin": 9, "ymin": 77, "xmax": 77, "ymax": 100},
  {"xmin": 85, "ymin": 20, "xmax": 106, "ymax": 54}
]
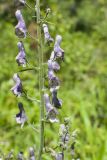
[{"xmin": 9, "ymin": 0, "xmax": 78, "ymax": 159}]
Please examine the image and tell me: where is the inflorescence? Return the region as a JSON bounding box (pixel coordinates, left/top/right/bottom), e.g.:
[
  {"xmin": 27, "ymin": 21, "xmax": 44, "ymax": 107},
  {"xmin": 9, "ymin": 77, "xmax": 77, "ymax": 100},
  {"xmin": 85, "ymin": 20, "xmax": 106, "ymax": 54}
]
[{"xmin": 10, "ymin": 1, "xmax": 78, "ymax": 159}]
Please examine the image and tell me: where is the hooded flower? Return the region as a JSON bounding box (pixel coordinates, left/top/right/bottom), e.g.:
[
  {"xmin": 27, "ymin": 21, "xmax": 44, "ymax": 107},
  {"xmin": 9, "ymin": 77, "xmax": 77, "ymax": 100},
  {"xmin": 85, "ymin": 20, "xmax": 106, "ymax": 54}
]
[
  {"xmin": 50, "ymin": 35, "xmax": 64, "ymax": 61},
  {"xmin": 16, "ymin": 102, "xmax": 27, "ymax": 128},
  {"xmin": 49, "ymin": 77, "xmax": 60, "ymax": 92},
  {"xmin": 43, "ymin": 24, "xmax": 53, "ymax": 44},
  {"xmin": 16, "ymin": 41, "xmax": 26, "ymax": 67},
  {"xmin": 14, "ymin": 0, "xmax": 26, "ymax": 8},
  {"xmin": 55, "ymin": 153, "xmax": 64, "ymax": 160},
  {"xmin": 29, "ymin": 147, "xmax": 36, "ymax": 160},
  {"xmin": 48, "ymin": 69, "xmax": 60, "ymax": 91},
  {"xmin": 48, "ymin": 59, "xmax": 60, "ymax": 71},
  {"xmin": 52, "ymin": 90, "xmax": 62, "ymax": 109},
  {"xmin": 44, "ymin": 93, "xmax": 59, "ymax": 123},
  {"xmin": 15, "ymin": 10, "xmax": 27, "ymax": 38},
  {"xmin": 11, "ymin": 73, "xmax": 22, "ymax": 97}
]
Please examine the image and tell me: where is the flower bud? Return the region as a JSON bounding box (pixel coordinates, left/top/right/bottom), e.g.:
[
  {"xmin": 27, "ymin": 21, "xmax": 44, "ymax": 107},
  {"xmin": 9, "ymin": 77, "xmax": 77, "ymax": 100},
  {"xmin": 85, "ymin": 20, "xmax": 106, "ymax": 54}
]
[
  {"xmin": 43, "ymin": 24, "xmax": 53, "ymax": 44},
  {"xmin": 59, "ymin": 124, "xmax": 70, "ymax": 144},
  {"xmin": 70, "ymin": 142, "xmax": 76, "ymax": 157},
  {"xmin": 14, "ymin": 0, "xmax": 26, "ymax": 9},
  {"xmin": 64, "ymin": 117, "xmax": 70, "ymax": 125},
  {"xmin": 29, "ymin": 147, "xmax": 36, "ymax": 160},
  {"xmin": 17, "ymin": 152, "xmax": 23, "ymax": 160},
  {"xmin": 46, "ymin": 8, "xmax": 51, "ymax": 14},
  {"xmin": 55, "ymin": 152, "xmax": 64, "ymax": 160}
]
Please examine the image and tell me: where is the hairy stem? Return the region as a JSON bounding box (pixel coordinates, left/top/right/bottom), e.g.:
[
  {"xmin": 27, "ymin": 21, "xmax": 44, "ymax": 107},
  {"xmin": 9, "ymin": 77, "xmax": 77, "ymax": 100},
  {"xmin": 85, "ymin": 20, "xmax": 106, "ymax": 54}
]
[{"xmin": 36, "ymin": 0, "xmax": 44, "ymax": 159}]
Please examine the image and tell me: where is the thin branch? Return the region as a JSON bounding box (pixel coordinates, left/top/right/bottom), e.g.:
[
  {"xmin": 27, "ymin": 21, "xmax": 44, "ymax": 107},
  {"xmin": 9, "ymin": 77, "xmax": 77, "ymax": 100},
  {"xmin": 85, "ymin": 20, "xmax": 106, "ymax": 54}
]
[
  {"xmin": 27, "ymin": 32, "xmax": 37, "ymax": 41},
  {"xmin": 23, "ymin": 91, "xmax": 40, "ymax": 103},
  {"xmin": 42, "ymin": 12, "xmax": 49, "ymax": 22},
  {"xmin": 25, "ymin": 2, "xmax": 34, "ymax": 11},
  {"xmin": 27, "ymin": 121, "xmax": 39, "ymax": 133},
  {"xmin": 18, "ymin": 67, "xmax": 39, "ymax": 73},
  {"xmin": 26, "ymin": 95, "xmax": 40, "ymax": 103},
  {"xmin": 32, "ymin": 15, "xmax": 37, "ymax": 18},
  {"xmin": 41, "ymin": 20, "xmax": 55, "ymax": 25}
]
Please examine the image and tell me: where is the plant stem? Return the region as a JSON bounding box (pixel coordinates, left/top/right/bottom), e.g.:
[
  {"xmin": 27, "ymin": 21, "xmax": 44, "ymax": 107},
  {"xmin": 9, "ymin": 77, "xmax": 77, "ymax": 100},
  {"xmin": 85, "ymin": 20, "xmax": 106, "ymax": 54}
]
[{"xmin": 35, "ymin": 0, "xmax": 44, "ymax": 159}]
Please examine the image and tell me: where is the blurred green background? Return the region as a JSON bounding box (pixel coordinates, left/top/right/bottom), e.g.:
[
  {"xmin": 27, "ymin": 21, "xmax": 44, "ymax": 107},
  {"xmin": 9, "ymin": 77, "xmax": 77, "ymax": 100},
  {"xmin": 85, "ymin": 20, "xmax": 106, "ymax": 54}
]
[{"xmin": 0, "ymin": 0, "xmax": 107, "ymax": 159}]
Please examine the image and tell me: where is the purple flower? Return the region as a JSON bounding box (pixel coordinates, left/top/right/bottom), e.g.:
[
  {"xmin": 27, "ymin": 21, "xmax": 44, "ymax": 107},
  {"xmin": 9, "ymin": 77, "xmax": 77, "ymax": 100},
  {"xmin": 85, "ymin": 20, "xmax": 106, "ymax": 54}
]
[
  {"xmin": 17, "ymin": 152, "xmax": 23, "ymax": 160},
  {"xmin": 52, "ymin": 90, "xmax": 62, "ymax": 109},
  {"xmin": 11, "ymin": 73, "xmax": 22, "ymax": 97},
  {"xmin": 44, "ymin": 94, "xmax": 59, "ymax": 123},
  {"xmin": 15, "ymin": 10, "xmax": 27, "ymax": 38},
  {"xmin": 43, "ymin": 24, "xmax": 53, "ymax": 44},
  {"xmin": 50, "ymin": 77, "xmax": 60, "ymax": 92},
  {"xmin": 48, "ymin": 59, "xmax": 60, "ymax": 71},
  {"xmin": 50, "ymin": 35, "xmax": 64, "ymax": 61},
  {"xmin": 16, "ymin": 41, "xmax": 26, "ymax": 67},
  {"xmin": 55, "ymin": 153, "xmax": 64, "ymax": 160},
  {"xmin": 29, "ymin": 147, "xmax": 36, "ymax": 160},
  {"xmin": 16, "ymin": 102, "xmax": 27, "ymax": 128},
  {"xmin": 48, "ymin": 70, "xmax": 60, "ymax": 91},
  {"xmin": 14, "ymin": 0, "xmax": 26, "ymax": 8}
]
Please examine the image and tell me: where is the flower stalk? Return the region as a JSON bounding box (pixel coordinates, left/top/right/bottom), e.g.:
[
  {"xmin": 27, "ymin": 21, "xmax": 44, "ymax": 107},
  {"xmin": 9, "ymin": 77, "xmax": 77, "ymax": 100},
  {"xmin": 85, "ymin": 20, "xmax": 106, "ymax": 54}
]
[{"xmin": 36, "ymin": 0, "xmax": 44, "ymax": 159}]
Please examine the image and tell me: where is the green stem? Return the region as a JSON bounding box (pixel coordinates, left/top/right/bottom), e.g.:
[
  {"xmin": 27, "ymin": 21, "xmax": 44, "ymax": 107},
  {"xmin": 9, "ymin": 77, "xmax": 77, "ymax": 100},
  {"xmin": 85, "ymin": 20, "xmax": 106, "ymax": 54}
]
[{"xmin": 36, "ymin": 0, "xmax": 44, "ymax": 159}]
